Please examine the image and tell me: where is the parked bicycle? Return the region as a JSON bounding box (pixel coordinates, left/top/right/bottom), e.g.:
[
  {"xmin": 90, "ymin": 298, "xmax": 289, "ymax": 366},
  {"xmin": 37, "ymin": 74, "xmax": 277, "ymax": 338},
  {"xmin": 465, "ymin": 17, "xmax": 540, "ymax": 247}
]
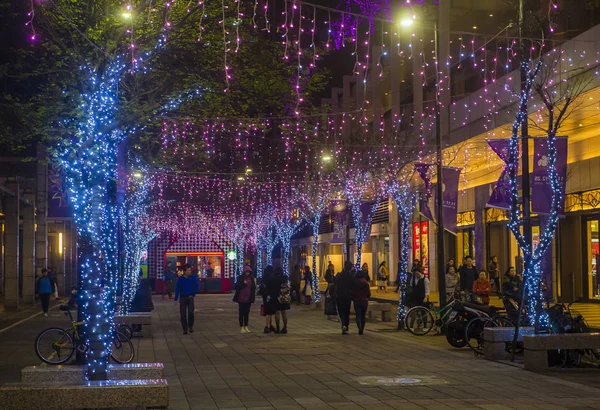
[
  {"xmin": 404, "ymin": 299, "xmax": 459, "ymax": 336},
  {"xmin": 35, "ymin": 305, "xmax": 134, "ymax": 365},
  {"xmin": 544, "ymin": 300, "xmax": 600, "ymax": 367}
]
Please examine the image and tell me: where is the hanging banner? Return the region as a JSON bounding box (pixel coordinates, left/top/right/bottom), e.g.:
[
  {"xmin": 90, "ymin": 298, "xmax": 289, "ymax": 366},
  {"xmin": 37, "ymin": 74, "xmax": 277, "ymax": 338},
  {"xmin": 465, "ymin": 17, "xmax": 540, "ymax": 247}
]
[
  {"xmin": 48, "ymin": 163, "xmax": 71, "ymax": 218},
  {"xmin": 532, "ymin": 137, "xmax": 568, "ymax": 215},
  {"xmin": 443, "ymin": 166, "xmax": 462, "ymax": 234},
  {"xmin": 415, "ymin": 163, "xmax": 434, "ymax": 221},
  {"xmin": 330, "ymin": 200, "xmax": 347, "ymax": 244},
  {"xmin": 358, "ymin": 201, "xmax": 378, "ymax": 242},
  {"xmin": 486, "ymin": 139, "xmax": 513, "ymax": 210}
]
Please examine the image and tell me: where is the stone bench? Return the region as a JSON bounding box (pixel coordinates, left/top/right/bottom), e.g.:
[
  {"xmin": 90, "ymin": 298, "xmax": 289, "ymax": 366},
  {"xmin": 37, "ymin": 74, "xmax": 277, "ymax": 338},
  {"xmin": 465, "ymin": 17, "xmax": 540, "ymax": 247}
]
[
  {"xmin": 367, "ymin": 302, "xmax": 392, "ymax": 322},
  {"xmin": 524, "ymin": 332, "xmax": 600, "ymax": 372},
  {"xmin": 0, "ymin": 378, "xmax": 168, "ymax": 410},
  {"xmin": 483, "ymin": 327, "xmax": 535, "ymax": 361},
  {"xmin": 21, "ymin": 363, "xmax": 164, "ymax": 383},
  {"xmin": 115, "ymin": 313, "xmax": 153, "ymax": 337}
]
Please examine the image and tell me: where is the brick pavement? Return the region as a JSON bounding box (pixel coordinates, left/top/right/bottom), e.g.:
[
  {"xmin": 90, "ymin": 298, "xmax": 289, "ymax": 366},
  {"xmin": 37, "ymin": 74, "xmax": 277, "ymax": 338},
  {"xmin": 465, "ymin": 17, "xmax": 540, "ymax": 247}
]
[
  {"xmin": 141, "ymin": 295, "xmax": 600, "ymax": 410},
  {"xmin": 1, "ymin": 294, "xmax": 599, "ymax": 410}
]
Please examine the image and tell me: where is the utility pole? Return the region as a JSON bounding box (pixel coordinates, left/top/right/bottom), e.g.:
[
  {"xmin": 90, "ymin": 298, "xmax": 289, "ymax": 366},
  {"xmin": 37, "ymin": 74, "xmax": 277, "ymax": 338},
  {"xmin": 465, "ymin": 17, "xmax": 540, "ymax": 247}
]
[{"xmin": 434, "ymin": 19, "xmax": 446, "ymax": 307}]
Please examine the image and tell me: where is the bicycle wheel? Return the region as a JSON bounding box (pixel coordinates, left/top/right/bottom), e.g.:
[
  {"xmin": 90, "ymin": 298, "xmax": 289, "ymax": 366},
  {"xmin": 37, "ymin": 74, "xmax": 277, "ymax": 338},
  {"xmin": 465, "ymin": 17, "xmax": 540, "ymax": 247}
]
[
  {"xmin": 465, "ymin": 317, "xmax": 487, "ymax": 355},
  {"xmin": 35, "ymin": 327, "xmax": 75, "ymax": 365},
  {"xmin": 111, "ymin": 331, "xmax": 134, "ymax": 364},
  {"xmin": 117, "ymin": 323, "xmax": 134, "ymax": 340},
  {"xmin": 405, "ymin": 307, "xmax": 435, "ymax": 336}
]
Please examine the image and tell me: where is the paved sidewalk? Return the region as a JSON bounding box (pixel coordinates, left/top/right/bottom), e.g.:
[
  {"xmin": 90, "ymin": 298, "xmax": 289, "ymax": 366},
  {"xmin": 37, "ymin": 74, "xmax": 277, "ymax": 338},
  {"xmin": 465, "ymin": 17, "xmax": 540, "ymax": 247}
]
[
  {"xmin": 1, "ymin": 294, "xmax": 599, "ymax": 409},
  {"xmin": 140, "ymin": 295, "xmax": 600, "ymax": 410}
]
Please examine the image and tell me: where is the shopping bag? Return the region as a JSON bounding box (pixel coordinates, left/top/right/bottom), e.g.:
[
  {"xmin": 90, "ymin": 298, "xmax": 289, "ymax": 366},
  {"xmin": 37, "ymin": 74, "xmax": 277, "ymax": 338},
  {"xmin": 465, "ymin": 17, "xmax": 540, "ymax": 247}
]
[
  {"xmin": 324, "ymin": 298, "xmax": 337, "ymax": 315},
  {"xmin": 260, "ymin": 304, "xmax": 265, "ymax": 316}
]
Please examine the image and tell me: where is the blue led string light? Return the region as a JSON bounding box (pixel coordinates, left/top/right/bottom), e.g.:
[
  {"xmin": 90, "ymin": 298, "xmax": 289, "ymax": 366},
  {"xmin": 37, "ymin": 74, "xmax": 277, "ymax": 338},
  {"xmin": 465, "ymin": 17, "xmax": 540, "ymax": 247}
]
[{"xmin": 387, "ymin": 178, "xmax": 415, "ymax": 323}]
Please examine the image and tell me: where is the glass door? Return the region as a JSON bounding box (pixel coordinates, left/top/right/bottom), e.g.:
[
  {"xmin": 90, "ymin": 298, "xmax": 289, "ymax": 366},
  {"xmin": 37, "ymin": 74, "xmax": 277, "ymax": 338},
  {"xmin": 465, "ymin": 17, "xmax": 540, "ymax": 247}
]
[{"xmin": 586, "ymin": 219, "xmax": 600, "ymax": 300}]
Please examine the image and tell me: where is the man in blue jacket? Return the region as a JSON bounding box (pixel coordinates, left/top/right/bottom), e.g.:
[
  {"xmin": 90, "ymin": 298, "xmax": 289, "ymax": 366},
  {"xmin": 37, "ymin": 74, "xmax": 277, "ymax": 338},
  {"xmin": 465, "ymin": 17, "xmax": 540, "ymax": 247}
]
[{"xmin": 174, "ymin": 264, "xmax": 199, "ymax": 334}]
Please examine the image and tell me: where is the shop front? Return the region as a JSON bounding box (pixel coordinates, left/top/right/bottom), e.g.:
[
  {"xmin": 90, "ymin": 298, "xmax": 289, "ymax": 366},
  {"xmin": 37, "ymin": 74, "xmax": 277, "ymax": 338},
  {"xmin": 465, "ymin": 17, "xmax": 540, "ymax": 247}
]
[
  {"xmin": 582, "ymin": 215, "xmax": 600, "ymax": 301},
  {"xmin": 165, "ymin": 252, "xmax": 227, "ymax": 293},
  {"xmin": 413, "ymin": 221, "xmax": 430, "ymax": 278}
]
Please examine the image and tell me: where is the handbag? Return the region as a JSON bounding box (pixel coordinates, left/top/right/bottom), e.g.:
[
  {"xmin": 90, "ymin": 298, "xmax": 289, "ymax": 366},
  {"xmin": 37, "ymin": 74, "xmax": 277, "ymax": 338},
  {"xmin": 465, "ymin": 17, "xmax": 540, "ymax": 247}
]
[
  {"xmin": 324, "ymin": 298, "xmax": 337, "ymax": 315},
  {"xmin": 260, "ymin": 304, "xmax": 265, "ymax": 316}
]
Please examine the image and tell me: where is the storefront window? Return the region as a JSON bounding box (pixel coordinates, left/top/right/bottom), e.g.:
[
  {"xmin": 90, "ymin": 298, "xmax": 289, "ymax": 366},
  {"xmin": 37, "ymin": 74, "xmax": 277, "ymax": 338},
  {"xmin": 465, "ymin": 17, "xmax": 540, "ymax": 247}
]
[
  {"xmin": 586, "ymin": 220, "xmax": 600, "ymax": 300},
  {"xmin": 413, "ymin": 221, "xmax": 429, "ymax": 278},
  {"xmin": 457, "ymin": 228, "xmax": 475, "ymax": 265}
]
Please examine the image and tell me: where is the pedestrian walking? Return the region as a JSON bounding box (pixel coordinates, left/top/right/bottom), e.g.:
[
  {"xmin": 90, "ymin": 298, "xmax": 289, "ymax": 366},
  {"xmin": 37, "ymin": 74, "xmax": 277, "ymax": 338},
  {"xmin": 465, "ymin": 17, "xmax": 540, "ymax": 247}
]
[
  {"xmin": 472, "ymin": 271, "xmax": 491, "ymax": 305},
  {"xmin": 37, "ymin": 268, "xmax": 55, "ymax": 316},
  {"xmin": 445, "ymin": 265, "xmax": 460, "ymax": 301},
  {"xmin": 302, "ymin": 265, "xmax": 313, "ymax": 305},
  {"xmin": 458, "ymin": 256, "xmax": 478, "ymax": 296},
  {"xmin": 333, "ymin": 261, "xmax": 356, "ymax": 335},
  {"xmin": 352, "ymin": 269, "xmax": 371, "ymax": 335},
  {"xmin": 324, "ymin": 262, "xmax": 335, "ymax": 286},
  {"xmin": 488, "ymin": 256, "xmax": 500, "ymax": 296},
  {"xmin": 261, "ymin": 265, "xmax": 275, "ymax": 333},
  {"xmin": 407, "ymin": 268, "xmax": 429, "ymax": 307},
  {"xmin": 269, "ymin": 267, "xmax": 290, "ymax": 334},
  {"xmin": 290, "ymin": 265, "xmax": 302, "ymax": 305},
  {"xmin": 174, "ymin": 264, "xmax": 199, "ymax": 335},
  {"xmin": 377, "ymin": 261, "xmax": 388, "ymax": 292},
  {"xmin": 233, "ymin": 265, "xmax": 256, "ymax": 334},
  {"xmin": 163, "ymin": 261, "xmax": 175, "ymax": 300},
  {"xmin": 361, "ymin": 262, "xmax": 371, "ymax": 282}
]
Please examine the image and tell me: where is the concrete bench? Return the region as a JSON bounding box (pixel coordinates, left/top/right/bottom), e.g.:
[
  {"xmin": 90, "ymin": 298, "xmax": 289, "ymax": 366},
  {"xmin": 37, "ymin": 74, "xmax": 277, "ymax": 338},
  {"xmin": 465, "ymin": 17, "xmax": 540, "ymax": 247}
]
[
  {"xmin": 524, "ymin": 332, "xmax": 600, "ymax": 372},
  {"xmin": 0, "ymin": 378, "xmax": 168, "ymax": 410},
  {"xmin": 367, "ymin": 302, "xmax": 392, "ymax": 322},
  {"xmin": 483, "ymin": 327, "xmax": 535, "ymax": 361},
  {"xmin": 115, "ymin": 313, "xmax": 153, "ymax": 337},
  {"xmin": 21, "ymin": 363, "xmax": 164, "ymax": 383}
]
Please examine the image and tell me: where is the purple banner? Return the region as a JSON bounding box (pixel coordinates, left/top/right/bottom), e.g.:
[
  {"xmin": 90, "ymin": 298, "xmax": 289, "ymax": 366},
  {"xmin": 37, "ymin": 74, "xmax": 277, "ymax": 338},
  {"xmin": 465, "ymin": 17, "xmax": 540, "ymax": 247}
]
[
  {"xmin": 48, "ymin": 163, "xmax": 71, "ymax": 218},
  {"xmin": 443, "ymin": 167, "xmax": 461, "ymax": 234},
  {"xmin": 486, "ymin": 139, "xmax": 512, "ymax": 210},
  {"xmin": 415, "ymin": 163, "xmax": 434, "ymax": 221},
  {"xmin": 331, "ymin": 200, "xmax": 347, "ymax": 244},
  {"xmin": 358, "ymin": 201, "xmax": 378, "ymax": 241},
  {"xmin": 532, "ymin": 137, "xmax": 568, "ymax": 215}
]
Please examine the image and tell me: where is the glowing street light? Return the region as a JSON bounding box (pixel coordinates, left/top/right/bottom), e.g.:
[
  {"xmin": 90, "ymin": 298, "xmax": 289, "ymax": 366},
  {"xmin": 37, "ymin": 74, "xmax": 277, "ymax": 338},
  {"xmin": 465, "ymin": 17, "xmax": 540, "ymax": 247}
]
[
  {"xmin": 122, "ymin": 11, "xmax": 132, "ymax": 19},
  {"xmin": 322, "ymin": 154, "xmax": 332, "ymax": 163},
  {"xmin": 399, "ymin": 18, "xmax": 414, "ymax": 28}
]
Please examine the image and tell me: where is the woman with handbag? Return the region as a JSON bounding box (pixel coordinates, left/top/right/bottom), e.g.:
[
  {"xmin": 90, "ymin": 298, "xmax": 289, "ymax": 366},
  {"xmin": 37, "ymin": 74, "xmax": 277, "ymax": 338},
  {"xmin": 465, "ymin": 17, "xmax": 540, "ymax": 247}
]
[
  {"xmin": 272, "ymin": 267, "xmax": 291, "ymax": 334},
  {"xmin": 233, "ymin": 265, "xmax": 256, "ymax": 334},
  {"xmin": 472, "ymin": 271, "xmax": 491, "ymax": 305},
  {"xmin": 377, "ymin": 262, "xmax": 388, "ymax": 292},
  {"xmin": 261, "ymin": 266, "xmax": 276, "ymax": 333},
  {"xmin": 302, "ymin": 266, "xmax": 313, "ymax": 305}
]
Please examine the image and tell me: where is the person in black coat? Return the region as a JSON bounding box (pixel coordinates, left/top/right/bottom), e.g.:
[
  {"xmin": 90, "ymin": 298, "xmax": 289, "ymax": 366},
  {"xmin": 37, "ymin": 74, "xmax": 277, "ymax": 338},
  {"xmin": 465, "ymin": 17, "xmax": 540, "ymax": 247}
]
[
  {"xmin": 233, "ymin": 265, "xmax": 256, "ymax": 334},
  {"xmin": 458, "ymin": 256, "xmax": 478, "ymax": 295},
  {"xmin": 333, "ymin": 261, "xmax": 357, "ymax": 335}
]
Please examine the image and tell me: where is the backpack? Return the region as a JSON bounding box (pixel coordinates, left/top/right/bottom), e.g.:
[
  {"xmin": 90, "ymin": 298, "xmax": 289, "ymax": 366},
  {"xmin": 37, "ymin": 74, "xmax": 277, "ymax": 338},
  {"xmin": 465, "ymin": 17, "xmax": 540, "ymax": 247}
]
[{"xmin": 278, "ymin": 281, "xmax": 291, "ymax": 304}]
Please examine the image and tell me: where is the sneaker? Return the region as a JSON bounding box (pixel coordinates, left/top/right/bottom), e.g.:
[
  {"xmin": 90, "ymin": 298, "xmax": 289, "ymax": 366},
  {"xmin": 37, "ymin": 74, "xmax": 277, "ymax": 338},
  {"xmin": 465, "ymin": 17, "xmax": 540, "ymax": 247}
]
[
  {"xmin": 274, "ymin": 327, "xmax": 281, "ymax": 334},
  {"xmin": 359, "ymin": 330, "xmax": 364, "ymax": 335},
  {"xmin": 189, "ymin": 327, "xmax": 194, "ymax": 333},
  {"xmin": 269, "ymin": 326, "xmax": 277, "ymax": 333},
  {"xmin": 183, "ymin": 330, "xmax": 188, "ymax": 335},
  {"xmin": 281, "ymin": 327, "xmax": 287, "ymax": 334},
  {"xmin": 264, "ymin": 326, "xmax": 270, "ymax": 334},
  {"xmin": 44, "ymin": 313, "xmax": 48, "ymax": 317},
  {"xmin": 342, "ymin": 326, "xmax": 348, "ymax": 335},
  {"xmin": 240, "ymin": 327, "xmax": 246, "ymax": 334},
  {"xmin": 244, "ymin": 326, "xmax": 251, "ymax": 333}
]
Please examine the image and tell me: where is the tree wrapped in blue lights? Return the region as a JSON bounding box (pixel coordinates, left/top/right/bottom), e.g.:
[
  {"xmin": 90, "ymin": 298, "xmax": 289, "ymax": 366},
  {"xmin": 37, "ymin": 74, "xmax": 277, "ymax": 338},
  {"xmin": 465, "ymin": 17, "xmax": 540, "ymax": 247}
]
[
  {"xmin": 274, "ymin": 208, "xmax": 304, "ymax": 277},
  {"xmin": 121, "ymin": 170, "xmax": 156, "ymax": 315},
  {"xmin": 386, "ymin": 175, "xmax": 416, "ymax": 323},
  {"xmin": 507, "ymin": 51, "xmax": 592, "ymax": 325},
  {"xmin": 344, "ymin": 170, "xmax": 379, "ymax": 266},
  {"xmin": 296, "ymin": 180, "xmax": 335, "ymax": 304}
]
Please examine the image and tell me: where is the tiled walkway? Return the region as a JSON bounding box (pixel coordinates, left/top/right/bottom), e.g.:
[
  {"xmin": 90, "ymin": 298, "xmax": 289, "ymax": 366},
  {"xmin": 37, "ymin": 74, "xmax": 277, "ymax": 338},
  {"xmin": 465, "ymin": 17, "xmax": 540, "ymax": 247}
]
[{"xmin": 136, "ymin": 295, "xmax": 600, "ymax": 410}]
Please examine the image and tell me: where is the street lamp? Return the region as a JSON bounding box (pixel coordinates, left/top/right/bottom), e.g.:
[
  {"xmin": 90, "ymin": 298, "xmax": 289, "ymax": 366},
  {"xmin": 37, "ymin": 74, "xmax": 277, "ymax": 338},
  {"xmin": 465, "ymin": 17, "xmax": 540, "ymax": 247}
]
[{"xmin": 399, "ymin": 13, "xmax": 446, "ymax": 307}]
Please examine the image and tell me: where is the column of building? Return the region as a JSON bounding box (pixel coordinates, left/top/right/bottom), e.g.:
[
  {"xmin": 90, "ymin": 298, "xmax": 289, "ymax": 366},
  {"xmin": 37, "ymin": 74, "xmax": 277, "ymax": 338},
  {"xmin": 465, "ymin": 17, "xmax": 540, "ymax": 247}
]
[
  {"xmin": 22, "ymin": 191, "xmax": 36, "ymax": 306},
  {"xmin": 3, "ymin": 182, "xmax": 20, "ymax": 310}
]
